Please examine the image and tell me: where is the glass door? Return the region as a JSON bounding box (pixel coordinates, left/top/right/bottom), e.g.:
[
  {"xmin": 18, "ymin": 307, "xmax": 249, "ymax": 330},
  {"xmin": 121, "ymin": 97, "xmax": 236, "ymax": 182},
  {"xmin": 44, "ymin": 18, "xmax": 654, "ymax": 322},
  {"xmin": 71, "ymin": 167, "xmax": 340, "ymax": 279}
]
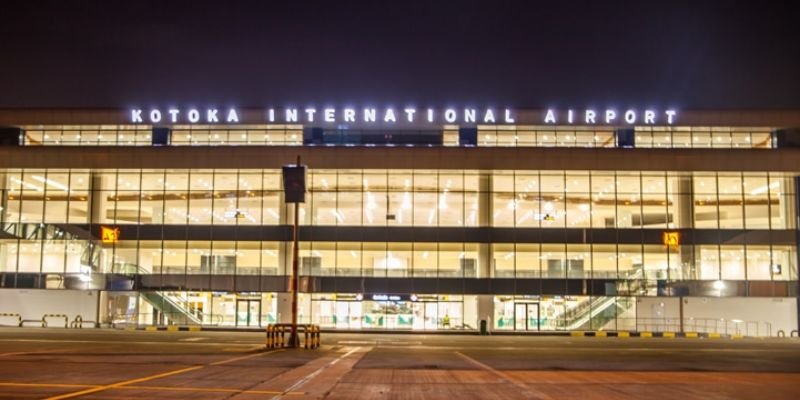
[
  {"xmin": 514, "ymin": 304, "xmax": 527, "ymax": 330},
  {"xmin": 335, "ymin": 301, "xmax": 350, "ymax": 329},
  {"xmin": 526, "ymin": 303, "xmax": 540, "ymax": 331},
  {"xmin": 235, "ymin": 299, "xmax": 261, "ymax": 327},
  {"xmin": 424, "ymin": 302, "xmax": 438, "ymax": 330},
  {"xmin": 514, "ymin": 303, "xmax": 540, "ymax": 331}
]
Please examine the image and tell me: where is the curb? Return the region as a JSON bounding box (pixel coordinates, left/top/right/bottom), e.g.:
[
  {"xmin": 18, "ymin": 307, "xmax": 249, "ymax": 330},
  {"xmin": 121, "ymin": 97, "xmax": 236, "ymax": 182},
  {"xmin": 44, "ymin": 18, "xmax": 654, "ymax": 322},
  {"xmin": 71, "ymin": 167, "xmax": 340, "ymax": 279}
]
[
  {"xmin": 118, "ymin": 326, "xmax": 770, "ymax": 339},
  {"xmin": 568, "ymin": 330, "xmax": 758, "ymax": 339}
]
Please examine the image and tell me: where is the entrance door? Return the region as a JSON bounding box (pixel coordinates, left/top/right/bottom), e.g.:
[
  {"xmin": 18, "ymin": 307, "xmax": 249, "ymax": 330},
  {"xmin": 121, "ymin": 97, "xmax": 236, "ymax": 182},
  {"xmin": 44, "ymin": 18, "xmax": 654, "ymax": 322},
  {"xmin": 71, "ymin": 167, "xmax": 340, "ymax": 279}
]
[
  {"xmin": 235, "ymin": 299, "xmax": 261, "ymax": 327},
  {"xmin": 514, "ymin": 303, "xmax": 540, "ymax": 331}
]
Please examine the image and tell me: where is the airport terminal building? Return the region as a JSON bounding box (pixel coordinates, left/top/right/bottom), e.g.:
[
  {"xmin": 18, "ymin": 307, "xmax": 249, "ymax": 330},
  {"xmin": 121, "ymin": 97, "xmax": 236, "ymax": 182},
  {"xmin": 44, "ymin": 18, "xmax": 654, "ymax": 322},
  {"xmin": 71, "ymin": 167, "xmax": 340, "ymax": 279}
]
[{"xmin": 0, "ymin": 106, "xmax": 799, "ymax": 335}]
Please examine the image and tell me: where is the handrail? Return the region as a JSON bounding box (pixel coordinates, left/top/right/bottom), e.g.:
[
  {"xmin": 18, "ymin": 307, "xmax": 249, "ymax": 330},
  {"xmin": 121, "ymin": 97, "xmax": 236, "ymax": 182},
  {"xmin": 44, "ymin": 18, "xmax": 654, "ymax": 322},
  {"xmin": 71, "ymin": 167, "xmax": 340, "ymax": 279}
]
[
  {"xmin": 70, "ymin": 314, "xmax": 98, "ymax": 328},
  {"xmin": 612, "ymin": 317, "xmax": 777, "ymax": 336},
  {"xmin": 41, "ymin": 314, "xmax": 69, "ymax": 328},
  {"xmin": 0, "ymin": 313, "xmax": 22, "ymax": 327}
]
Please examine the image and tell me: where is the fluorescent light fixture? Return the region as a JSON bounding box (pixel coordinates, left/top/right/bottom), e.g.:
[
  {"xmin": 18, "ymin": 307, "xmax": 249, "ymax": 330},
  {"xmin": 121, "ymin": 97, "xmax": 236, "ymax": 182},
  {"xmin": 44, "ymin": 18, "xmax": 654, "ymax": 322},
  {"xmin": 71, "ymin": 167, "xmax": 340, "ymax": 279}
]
[{"xmin": 749, "ymin": 181, "xmax": 779, "ymax": 196}]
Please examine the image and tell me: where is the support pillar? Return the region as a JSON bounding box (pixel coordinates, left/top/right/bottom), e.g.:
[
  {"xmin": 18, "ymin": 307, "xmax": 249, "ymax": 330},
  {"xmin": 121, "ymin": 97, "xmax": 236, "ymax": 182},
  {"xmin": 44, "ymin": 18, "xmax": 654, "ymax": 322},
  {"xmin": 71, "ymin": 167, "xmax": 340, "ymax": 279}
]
[
  {"xmin": 277, "ymin": 192, "xmax": 290, "ymax": 276},
  {"xmin": 478, "ymin": 173, "xmax": 493, "ymax": 278},
  {"xmin": 87, "ymin": 174, "xmax": 109, "ymax": 273},
  {"xmin": 0, "ymin": 171, "xmax": 6, "ymax": 225},
  {"xmin": 781, "ymin": 177, "xmax": 796, "ymax": 230},
  {"xmin": 89, "ymin": 174, "xmax": 109, "ymax": 225},
  {"xmin": 0, "ymin": 172, "xmax": 6, "ymax": 272},
  {"xmin": 477, "ymin": 294, "xmax": 494, "ymax": 333},
  {"xmin": 793, "ymin": 177, "xmax": 800, "ymax": 333},
  {"xmin": 674, "ymin": 175, "xmax": 694, "ymax": 280}
]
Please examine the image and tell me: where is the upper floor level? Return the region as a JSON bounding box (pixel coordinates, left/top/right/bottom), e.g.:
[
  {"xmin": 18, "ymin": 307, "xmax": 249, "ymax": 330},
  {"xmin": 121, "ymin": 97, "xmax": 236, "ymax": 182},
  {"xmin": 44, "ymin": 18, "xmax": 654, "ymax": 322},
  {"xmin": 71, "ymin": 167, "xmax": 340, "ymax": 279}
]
[{"xmin": 1, "ymin": 108, "xmax": 799, "ymax": 150}]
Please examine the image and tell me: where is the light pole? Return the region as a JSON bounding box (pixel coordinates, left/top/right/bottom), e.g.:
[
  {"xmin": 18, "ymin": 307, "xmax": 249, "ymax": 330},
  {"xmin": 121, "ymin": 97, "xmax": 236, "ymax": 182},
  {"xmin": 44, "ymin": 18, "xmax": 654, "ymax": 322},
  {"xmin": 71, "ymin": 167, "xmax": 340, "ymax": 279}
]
[{"xmin": 282, "ymin": 155, "xmax": 305, "ymax": 348}]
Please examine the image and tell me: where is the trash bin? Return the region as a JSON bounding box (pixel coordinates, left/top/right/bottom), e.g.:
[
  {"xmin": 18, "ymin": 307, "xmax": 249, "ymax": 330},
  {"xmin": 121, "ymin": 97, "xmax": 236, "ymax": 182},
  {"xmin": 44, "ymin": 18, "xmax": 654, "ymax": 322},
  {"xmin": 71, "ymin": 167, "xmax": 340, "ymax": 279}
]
[{"xmin": 480, "ymin": 319, "xmax": 488, "ymax": 335}]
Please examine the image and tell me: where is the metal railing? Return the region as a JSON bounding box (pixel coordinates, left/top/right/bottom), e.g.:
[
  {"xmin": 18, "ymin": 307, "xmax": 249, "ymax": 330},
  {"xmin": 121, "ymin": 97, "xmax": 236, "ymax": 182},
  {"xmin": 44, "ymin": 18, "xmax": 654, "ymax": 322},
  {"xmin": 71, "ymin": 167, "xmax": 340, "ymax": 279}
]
[
  {"xmin": 0, "ymin": 313, "xmax": 22, "ymax": 327},
  {"xmin": 619, "ymin": 317, "xmax": 774, "ymax": 337}
]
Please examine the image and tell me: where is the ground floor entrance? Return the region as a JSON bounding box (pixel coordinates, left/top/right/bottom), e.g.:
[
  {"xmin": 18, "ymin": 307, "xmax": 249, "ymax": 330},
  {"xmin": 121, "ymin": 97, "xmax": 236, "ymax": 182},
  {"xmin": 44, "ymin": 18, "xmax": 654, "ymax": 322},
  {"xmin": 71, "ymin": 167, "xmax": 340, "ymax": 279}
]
[
  {"xmin": 98, "ymin": 290, "xmax": 796, "ymax": 336},
  {"xmin": 235, "ymin": 298, "xmax": 261, "ymax": 327},
  {"xmin": 514, "ymin": 302, "xmax": 540, "ymax": 331}
]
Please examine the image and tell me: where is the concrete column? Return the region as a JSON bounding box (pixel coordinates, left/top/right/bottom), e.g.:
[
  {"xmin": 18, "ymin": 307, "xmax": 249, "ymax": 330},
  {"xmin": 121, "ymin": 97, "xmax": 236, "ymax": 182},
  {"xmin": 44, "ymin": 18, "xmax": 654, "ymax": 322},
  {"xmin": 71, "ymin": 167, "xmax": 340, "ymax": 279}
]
[
  {"xmin": 674, "ymin": 176, "xmax": 694, "ymax": 279},
  {"xmin": 278, "ymin": 241, "xmax": 289, "ymax": 276},
  {"xmin": 476, "ymin": 294, "xmax": 494, "ymax": 333},
  {"xmin": 86, "ymin": 174, "xmax": 111, "ymax": 273},
  {"xmin": 0, "ymin": 172, "xmax": 6, "ymax": 224},
  {"xmin": 97, "ymin": 290, "xmax": 109, "ymax": 326},
  {"xmin": 89, "ymin": 173, "xmax": 109, "ymax": 225},
  {"xmin": 780, "ymin": 177, "xmax": 796, "ymax": 230},
  {"xmin": 478, "ymin": 173, "xmax": 493, "ymax": 277},
  {"xmin": 276, "ymin": 292, "xmax": 293, "ymax": 324},
  {"xmin": 0, "ymin": 173, "xmax": 6, "ymax": 272},
  {"xmin": 674, "ymin": 176, "xmax": 694, "ymax": 228}
]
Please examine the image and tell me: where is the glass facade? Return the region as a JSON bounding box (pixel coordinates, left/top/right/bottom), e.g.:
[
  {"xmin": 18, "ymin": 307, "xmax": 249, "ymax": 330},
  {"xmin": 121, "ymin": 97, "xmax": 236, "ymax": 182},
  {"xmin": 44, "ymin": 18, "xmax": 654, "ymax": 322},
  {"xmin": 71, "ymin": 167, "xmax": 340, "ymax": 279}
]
[
  {"xmin": 0, "ymin": 116, "xmax": 797, "ymax": 334},
  {"xmin": 22, "ymin": 125, "xmax": 774, "ymax": 149}
]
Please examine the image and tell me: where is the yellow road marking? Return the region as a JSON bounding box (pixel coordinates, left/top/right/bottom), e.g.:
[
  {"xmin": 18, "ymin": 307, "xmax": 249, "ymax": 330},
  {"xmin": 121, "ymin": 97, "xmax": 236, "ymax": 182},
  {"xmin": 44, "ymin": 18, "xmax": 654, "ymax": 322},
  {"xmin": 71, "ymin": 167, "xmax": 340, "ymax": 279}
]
[
  {"xmin": 144, "ymin": 326, "xmax": 158, "ymax": 331},
  {"xmin": 45, "ymin": 366, "xmax": 204, "ymax": 400},
  {"xmin": 595, "ymin": 331, "xmax": 607, "ymax": 337},
  {"xmin": 455, "ymin": 351, "xmax": 553, "ymax": 400},
  {"xmin": 685, "ymin": 332, "xmax": 699, "ymax": 338},
  {"xmin": 44, "ymin": 349, "xmax": 283, "ymax": 400},
  {"xmin": 0, "ymin": 382, "xmax": 98, "ymax": 389},
  {"xmin": 709, "ymin": 333, "xmax": 722, "ymax": 339},
  {"xmin": 570, "ymin": 331, "xmax": 584, "ymax": 337},
  {"xmin": 0, "ymin": 349, "xmax": 70, "ymax": 357},
  {"xmin": 618, "ymin": 331, "xmax": 630, "ymax": 338},
  {"xmin": 640, "ymin": 332, "xmax": 653, "ymax": 338},
  {"xmin": 663, "ymin": 332, "xmax": 676, "ymax": 338},
  {"xmin": 126, "ymin": 384, "xmax": 303, "ymax": 395},
  {"xmin": 0, "ymin": 382, "xmax": 303, "ymax": 396}
]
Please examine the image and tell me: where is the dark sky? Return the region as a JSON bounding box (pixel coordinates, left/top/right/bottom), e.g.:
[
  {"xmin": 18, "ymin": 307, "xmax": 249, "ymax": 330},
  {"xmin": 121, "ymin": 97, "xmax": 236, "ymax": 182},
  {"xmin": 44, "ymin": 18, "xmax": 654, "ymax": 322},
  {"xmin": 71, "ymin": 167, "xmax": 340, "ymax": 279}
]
[{"xmin": 1, "ymin": 0, "xmax": 798, "ymax": 109}]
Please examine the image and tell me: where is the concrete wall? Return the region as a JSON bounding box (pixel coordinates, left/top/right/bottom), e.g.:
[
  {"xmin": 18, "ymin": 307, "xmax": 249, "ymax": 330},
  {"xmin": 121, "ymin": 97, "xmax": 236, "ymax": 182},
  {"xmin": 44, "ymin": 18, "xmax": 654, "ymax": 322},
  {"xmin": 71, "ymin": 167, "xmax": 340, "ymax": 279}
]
[
  {"xmin": 0, "ymin": 289, "xmax": 98, "ymax": 326},
  {"xmin": 636, "ymin": 296, "xmax": 797, "ymax": 336},
  {"xmin": 684, "ymin": 297, "xmax": 797, "ymax": 337}
]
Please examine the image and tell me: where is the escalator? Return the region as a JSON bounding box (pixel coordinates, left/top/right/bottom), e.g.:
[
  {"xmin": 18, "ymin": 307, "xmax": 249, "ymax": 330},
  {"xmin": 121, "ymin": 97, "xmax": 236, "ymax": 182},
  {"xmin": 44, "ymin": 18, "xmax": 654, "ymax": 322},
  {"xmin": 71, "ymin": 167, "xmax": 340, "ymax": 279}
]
[
  {"xmin": 140, "ymin": 291, "xmax": 203, "ymax": 325},
  {"xmin": 556, "ymin": 295, "xmax": 635, "ymax": 331}
]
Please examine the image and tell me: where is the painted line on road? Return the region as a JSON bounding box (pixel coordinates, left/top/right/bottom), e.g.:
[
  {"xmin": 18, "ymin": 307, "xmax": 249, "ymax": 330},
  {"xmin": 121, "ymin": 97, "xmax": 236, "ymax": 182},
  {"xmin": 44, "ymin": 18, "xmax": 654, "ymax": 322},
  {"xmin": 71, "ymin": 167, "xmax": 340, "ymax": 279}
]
[
  {"xmin": 337, "ymin": 340, "xmax": 376, "ymax": 345},
  {"xmin": 44, "ymin": 349, "xmax": 284, "ymax": 400},
  {"xmin": 178, "ymin": 337, "xmax": 207, "ymax": 342},
  {"xmin": 455, "ymin": 351, "xmax": 552, "ymax": 400},
  {"xmin": 0, "ymin": 348, "xmax": 71, "ymax": 357},
  {"xmin": 0, "ymin": 338, "xmax": 263, "ymax": 347},
  {"xmin": 121, "ymin": 384, "xmax": 303, "ymax": 396},
  {"xmin": 0, "ymin": 382, "xmax": 98, "ymax": 389},
  {"xmin": 0, "ymin": 381, "xmax": 303, "ymax": 396},
  {"xmin": 271, "ymin": 347, "xmax": 362, "ymax": 400}
]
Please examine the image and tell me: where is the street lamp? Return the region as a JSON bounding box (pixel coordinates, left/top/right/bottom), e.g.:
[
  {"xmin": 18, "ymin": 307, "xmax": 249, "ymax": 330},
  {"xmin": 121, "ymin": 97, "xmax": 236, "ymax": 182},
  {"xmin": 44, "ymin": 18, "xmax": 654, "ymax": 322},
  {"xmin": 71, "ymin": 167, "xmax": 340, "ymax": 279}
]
[{"xmin": 282, "ymin": 156, "xmax": 306, "ymax": 348}]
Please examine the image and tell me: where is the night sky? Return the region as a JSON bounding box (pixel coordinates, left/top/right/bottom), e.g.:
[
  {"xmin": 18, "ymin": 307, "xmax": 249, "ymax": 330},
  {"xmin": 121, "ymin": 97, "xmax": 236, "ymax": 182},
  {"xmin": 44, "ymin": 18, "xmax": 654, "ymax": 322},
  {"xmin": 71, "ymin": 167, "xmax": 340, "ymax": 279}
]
[{"xmin": 1, "ymin": 1, "xmax": 798, "ymax": 109}]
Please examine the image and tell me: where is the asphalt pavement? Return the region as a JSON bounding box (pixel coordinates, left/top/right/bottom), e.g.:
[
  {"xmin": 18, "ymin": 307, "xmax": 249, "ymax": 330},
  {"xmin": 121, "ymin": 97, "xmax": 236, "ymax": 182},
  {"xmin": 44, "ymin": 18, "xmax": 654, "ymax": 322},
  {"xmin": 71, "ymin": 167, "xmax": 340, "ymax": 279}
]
[{"xmin": 0, "ymin": 328, "xmax": 798, "ymax": 399}]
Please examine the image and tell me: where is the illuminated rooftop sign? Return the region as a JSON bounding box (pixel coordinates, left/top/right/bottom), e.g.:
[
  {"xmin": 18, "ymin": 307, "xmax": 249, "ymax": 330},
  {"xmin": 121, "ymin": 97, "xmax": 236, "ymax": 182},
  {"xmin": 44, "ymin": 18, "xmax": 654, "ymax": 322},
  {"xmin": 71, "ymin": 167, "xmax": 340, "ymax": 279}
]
[{"xmin": 129, "ymin": 107, "xmax": 677, "ymax": 125}]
